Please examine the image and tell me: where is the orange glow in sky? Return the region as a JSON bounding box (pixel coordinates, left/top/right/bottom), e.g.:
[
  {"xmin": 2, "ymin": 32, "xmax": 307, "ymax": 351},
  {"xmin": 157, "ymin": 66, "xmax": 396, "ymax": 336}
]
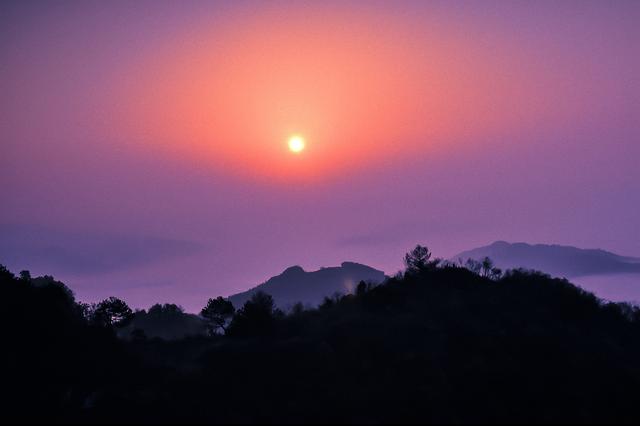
[{"xmin": 116, "ymin": 4, "xmax": 570, "ymax": 182}]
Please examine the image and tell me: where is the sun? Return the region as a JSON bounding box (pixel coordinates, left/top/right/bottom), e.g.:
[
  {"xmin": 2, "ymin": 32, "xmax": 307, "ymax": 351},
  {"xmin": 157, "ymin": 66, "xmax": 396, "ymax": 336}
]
[{"xmin": 288, "ymin": 135, "xmax": 305, "ymax": 153}]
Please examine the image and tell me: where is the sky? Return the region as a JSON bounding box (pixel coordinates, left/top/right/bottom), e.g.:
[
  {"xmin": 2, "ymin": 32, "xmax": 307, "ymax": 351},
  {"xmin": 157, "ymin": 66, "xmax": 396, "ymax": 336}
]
[{"xmin": 1, "ymin": 0, "xmax": 639, "ymax": 311}]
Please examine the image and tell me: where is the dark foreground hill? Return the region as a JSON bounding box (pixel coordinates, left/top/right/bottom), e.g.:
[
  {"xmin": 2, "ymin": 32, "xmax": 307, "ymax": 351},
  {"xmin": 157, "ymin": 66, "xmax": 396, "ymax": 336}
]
[
  {"xmin": 455, "ymin": 240, "xmax": 640, "ymax": 278},
  {"xmin": 2, "ymin": 258, "xmax": 640, "ymax": 423},
  {"xmin": 118, "ymin": 303, "xmax": 208, "ymax": 340},
  {"xmin": 228, "ymin": 261, "xmax": 386, "ymax": 309}
]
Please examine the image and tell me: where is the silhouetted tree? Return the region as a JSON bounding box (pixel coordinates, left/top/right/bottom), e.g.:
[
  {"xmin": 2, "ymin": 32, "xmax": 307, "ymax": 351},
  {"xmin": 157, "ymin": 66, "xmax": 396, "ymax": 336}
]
[
  {"xmin": 227, "ymin": 291, "xmax": 281, "ymax": 337},
  {"xmin": 490, "ymin": 267, "xmax": 502, "ymax": 280},
  {"xmin": 319, "ymin": 292, "xmax": 343, "ymax": 310},
  {"xmin": 149, "ymin": 303, "xmax": 184, "ymax": 316},
  {"xmin": 465, "ymin": 258, "xmax": 482, "ymax": 274},
  {"xmin": 79, "ymin": 302, "xmax": 96, "ymax": 321},
  {"xmin": 92, "ymin": 296, "xmax": 133, "ymax": 327},
  {"xmin": 290, "ymin": 302, "xmax": 306, "ymax": 316},
  {"xmin": 480, "ymin": 257, "xmax": 502, "ymax": 279},
  {"xmin": 19, "ymin": 270, "xmax": 31, "ymax": 282},
  {"xmin": 201, "ymin": 297, "xmax": 235, "ymax": 335},
  {"xmin": 356, "ymin": 280, "xmax": 369, "ymax": 296},
  {"xmin": 464, "ymin": 257, "xmax": 503, "ymax": 280},
  {"xmin": 0, "ymin": 264, "xmax": 14, "ymax": 281},
  {"xmin": 404, "ymin": 244, "xmax": 438, "ymax": 273}
]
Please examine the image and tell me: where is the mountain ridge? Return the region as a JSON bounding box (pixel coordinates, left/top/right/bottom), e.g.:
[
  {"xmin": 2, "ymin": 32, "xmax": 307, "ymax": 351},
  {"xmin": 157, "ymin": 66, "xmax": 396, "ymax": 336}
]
[
  {"xmin": 228, "ymin": 261, "xmax": 386, "ymax": 309},
  {"xmin": 454, "ymin": 241, "xmax": 640, "ymax": 278}
]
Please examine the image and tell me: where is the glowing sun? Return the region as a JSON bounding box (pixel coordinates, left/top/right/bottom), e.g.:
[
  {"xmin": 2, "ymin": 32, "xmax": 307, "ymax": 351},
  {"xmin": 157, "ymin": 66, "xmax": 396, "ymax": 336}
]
[{"xmin": 288, "ymin": 135, "xmax": 305, "ymax": 153}]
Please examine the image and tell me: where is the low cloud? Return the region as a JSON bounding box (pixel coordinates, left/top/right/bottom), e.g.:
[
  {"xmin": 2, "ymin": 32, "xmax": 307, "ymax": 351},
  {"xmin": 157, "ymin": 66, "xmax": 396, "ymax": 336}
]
[{"xmin": 0, "ymin": 224, "xmax": 206, "ymax": 276}]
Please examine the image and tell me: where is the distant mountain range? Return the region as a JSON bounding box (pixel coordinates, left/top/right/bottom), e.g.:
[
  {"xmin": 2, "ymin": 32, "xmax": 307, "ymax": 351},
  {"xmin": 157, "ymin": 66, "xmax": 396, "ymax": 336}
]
[
  {"xmin": 454, "ymin": 241, "xmax": 640, "ymax": 278},
  {"xmin": 228, "ymin": 261, "xmax": 386, "ymax": 309}
]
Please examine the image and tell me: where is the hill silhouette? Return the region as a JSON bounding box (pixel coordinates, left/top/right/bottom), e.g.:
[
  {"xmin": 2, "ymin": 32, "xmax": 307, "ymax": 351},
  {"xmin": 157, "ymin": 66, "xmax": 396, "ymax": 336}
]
[
  {"xmin": 455, "ymin": 240, "xmax": 640, "ymax": 278},
  {"xmin": 3, "ymin": 246, "xmax": 640, "ymax": 422},
  {"xmin": 228, "ymin": 261, "xmax": 386, "ymax": 309}
]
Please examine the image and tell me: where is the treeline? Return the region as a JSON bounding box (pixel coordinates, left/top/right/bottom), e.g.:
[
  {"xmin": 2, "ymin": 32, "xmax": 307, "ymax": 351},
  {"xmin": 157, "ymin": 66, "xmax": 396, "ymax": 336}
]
[{"xmin": 2, "ymin": 245, "xmax": 640, "ymax": 423}]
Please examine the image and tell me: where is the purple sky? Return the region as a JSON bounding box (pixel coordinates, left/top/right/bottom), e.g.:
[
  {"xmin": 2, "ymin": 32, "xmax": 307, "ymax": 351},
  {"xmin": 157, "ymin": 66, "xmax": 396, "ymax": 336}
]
[{"xmin": 1, "ymin": 0, "xmax": 639, "ymax": 311}]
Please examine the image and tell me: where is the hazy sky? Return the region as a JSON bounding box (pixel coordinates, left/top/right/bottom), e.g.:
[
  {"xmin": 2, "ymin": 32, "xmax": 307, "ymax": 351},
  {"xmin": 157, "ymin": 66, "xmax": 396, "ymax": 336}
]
[{"xmin": 1, "ymin": 0, "xmax": 638, "ymax": 311}]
